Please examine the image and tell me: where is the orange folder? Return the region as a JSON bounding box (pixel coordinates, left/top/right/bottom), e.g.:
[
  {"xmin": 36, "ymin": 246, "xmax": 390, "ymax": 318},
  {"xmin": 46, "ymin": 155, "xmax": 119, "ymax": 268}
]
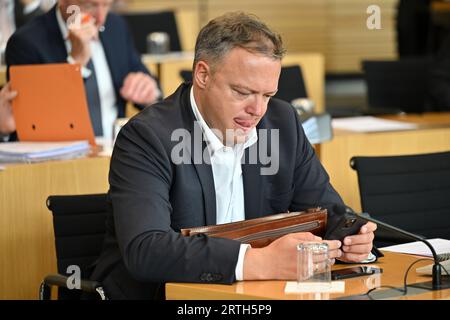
[{"xmin": 9, "ymin": 63, "xmax": 96, "ymax": 146}]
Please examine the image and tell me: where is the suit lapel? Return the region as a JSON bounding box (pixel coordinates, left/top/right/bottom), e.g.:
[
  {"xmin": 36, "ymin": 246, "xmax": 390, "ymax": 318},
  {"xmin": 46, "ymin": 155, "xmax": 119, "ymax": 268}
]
[
  {"xmin": 242, "ymin": 141, "xmax": 265, "ymax": 220},
  {"xmin": 179, "ymin": 85, "xmax": 217, "ymax": 226}
]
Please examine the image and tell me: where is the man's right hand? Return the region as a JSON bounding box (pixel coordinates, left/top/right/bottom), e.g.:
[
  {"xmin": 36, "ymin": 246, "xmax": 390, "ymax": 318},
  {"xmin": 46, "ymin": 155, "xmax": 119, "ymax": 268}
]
[
  {"xmin": 243, "ymin": 232, "xmax": 342, "ymax": 280},
  {"xmin": 68, "ymin": 16, "xmax": 98, "ymax": 67}
]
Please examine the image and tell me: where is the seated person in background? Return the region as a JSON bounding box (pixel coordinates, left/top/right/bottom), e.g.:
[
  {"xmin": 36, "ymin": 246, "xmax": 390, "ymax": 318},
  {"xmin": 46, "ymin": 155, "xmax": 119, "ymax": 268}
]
[
  {"xmin": 1, "ymin": 0, "xmax": 43, "ymax": 59},
  {"xmin": 428, "ymin": 34, "xmax": 450, "ymax": 111},
  {"xmin": 90, "ymin": 12, "xmax": 377, "ymax": 300},
  {"xmin": 5, "ymin": 0, "xmax": 160, "ymax": 139},
  {"xmin": 0, "ymin": 83, "xmax": 17, "ymax": 139},
  {"xmin": 14, "ymin": 0, "xmax": 45, "ymax": 28}
]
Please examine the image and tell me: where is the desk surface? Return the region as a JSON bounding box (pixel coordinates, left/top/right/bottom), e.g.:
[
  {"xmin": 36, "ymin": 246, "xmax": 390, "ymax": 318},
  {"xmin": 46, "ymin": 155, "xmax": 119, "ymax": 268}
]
[{"xmin": 166, "ymin": 252, "xmax": 450, "ymax": 300}]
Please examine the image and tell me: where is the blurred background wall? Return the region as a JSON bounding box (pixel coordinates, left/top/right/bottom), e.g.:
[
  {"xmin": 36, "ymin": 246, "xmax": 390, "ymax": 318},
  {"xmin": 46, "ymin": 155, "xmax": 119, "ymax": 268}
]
[{"xmin": 114, "ymin": 0, "xmax": 398, "ymax": 75}]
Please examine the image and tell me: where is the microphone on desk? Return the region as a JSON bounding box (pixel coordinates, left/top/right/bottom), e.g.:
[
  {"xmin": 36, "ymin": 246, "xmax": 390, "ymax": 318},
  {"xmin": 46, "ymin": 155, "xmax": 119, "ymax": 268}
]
[{"xmin": 336, "ymin": 205, "xmax": 450, "ymax": 290}]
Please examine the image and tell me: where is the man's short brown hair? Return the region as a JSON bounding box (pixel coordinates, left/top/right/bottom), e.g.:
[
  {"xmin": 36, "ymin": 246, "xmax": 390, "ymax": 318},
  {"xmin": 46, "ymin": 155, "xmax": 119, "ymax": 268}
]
[{"xmin": 193, "ymin": 12, "xmax": 286, "ymax": 71}]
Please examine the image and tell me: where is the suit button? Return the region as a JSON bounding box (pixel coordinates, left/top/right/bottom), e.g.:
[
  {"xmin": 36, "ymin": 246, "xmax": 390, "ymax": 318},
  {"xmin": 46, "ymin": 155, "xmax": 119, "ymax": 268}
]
[{"xmin": 200, "ymin": 273, "xmax": 212, "ymax": 281}]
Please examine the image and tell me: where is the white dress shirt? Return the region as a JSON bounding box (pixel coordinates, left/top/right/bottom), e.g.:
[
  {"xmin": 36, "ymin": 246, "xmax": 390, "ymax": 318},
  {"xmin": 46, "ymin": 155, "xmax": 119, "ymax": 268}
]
[
  {"xmin": 56, "ymin": 7, "xmax": 117, "ymax": 139},
  {"xmin": 190, "ymin": 87, "xmax": 257, "ymax": 281}
]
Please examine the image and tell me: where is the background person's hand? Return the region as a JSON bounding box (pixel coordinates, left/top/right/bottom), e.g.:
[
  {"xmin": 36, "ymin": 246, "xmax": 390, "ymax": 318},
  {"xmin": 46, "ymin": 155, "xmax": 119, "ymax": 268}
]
[
  {"xmin": 120, "ymin": 72, "xmax": 160, "ymax": 106},
  {"xmin": 338, "ymin": 222, "xmax": 377, "ymax": 263},
  {"xmin": 243, "ymin": 232, "xmax": 342, "ymax": 280},
  {"xmin": 0, "ymin": 83, "xmax": 17, "ymax": 134},
  {"xmin": 68, "ymin": 15, "xmax": 98, "ymax": 67}
]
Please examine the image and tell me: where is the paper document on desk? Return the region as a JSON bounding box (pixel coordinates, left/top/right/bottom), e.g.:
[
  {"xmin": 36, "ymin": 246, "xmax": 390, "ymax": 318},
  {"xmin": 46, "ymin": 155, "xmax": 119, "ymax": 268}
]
[
  {"xmin": 379, "ymin": 238, "xmax": 450, "ymax": 257},
  {"xmin": 332, "ymin": 116, "xmax": 418, "ymax": 132},
  {"xmin": 285, "ymin": 281, "xmax": 345, "ymax": 294},
  {"xmin": 0, "ymin": 141, "xmax": 90, "ymax": 163}
]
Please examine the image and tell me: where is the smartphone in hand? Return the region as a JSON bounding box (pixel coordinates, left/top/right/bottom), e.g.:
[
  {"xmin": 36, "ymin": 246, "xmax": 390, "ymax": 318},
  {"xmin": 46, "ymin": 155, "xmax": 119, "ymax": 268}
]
[{"xmin": 324, "ymin": 212, "xmax": 366, "ymax": 241}]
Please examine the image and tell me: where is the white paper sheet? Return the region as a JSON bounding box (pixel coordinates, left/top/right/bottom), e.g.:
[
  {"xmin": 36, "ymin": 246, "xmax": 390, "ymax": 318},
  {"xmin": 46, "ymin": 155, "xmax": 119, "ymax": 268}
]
[
  {"xmin": 380, "ymin": 238, "xmax": 450, "ymax": 257},
  {"xmin": 332, "ymin": 116, "xmax": 418, "ymax": 132},
  {"xmin": 0, "ymin": 141, "xmax": 90, "ymax": 162},
  {"xmin": 285, "ymin": 281, "xmax": 345, "ymax": 293}
]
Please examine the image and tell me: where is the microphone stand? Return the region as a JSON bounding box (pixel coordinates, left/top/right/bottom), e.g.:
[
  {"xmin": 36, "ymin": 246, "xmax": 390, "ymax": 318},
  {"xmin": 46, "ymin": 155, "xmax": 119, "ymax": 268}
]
[{"xmin": 353, "ymin": 213, "xmax": 450, "ymax": 291}]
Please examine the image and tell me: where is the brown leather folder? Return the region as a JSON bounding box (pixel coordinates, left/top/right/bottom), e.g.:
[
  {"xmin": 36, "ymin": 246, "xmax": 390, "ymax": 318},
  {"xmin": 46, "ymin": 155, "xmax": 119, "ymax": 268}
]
[{"xmin": 181, "ymin": 208, "xmax": 327, "ymax": 248}]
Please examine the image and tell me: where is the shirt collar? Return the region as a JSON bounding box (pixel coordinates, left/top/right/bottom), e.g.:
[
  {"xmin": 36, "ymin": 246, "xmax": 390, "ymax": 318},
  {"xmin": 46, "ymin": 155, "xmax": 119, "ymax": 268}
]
[{"xmin": 189, "ymin": 87, "xmax": 257, "ymax": 155}]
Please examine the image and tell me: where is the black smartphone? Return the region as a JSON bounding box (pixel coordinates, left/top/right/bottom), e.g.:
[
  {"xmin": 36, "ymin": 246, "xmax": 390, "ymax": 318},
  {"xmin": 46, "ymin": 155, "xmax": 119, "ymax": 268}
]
[
  {"xmin": 325, "ymin": 212, "xmax": 366, "ymax": 241},
  {"xmin": 331, "ymin": 266, "xmax": 383, "ymax": 280}
]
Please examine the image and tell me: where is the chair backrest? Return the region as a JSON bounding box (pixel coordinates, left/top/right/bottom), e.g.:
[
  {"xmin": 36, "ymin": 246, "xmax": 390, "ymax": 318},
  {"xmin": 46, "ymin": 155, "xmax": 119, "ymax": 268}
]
[
  {"xmin": 275, "ymin": 65, "xmax": 308, "ymax": 103},
  {"xmin": 350, "ymin": 151, "xmax": 450, "ymax": 246},
  {"xmin": 120, "ymin": 10, "xmax": 182, "ymax": 54},
  {"xmin": 46, "ymin": 193, "xmax": 108, "ymax": 299},
  {"xmin": 179, "ymin": 69, "xmax": 192, "ymax": 82},
  {"xmin": 362, "ymin": 59, "xmax": 432, "ymax": 113},
  {"xmin": 178, "ymin": 65, "xmax": 308, "ymax": 104}
]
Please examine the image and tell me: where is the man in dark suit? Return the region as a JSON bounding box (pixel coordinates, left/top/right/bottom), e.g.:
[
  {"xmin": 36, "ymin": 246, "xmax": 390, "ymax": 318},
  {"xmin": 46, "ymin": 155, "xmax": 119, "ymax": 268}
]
[
  {"xmin": 5, "ymin": 0, "xmax": 160, "ymax": 139},
  {"xmin": 91, "ymin": 12, "xmax": 377, "ymax": 299}
]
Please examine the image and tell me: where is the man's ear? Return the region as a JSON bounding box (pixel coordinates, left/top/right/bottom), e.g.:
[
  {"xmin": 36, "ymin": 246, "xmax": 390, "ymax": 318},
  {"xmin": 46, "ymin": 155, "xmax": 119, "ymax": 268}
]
[{"xmin": 193, "ymin": 61, "xmax": 211, "ymax": 89}]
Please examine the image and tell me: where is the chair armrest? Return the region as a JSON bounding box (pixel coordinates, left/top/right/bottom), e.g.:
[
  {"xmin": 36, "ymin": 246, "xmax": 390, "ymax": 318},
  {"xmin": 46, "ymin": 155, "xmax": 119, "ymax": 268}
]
[{"xmin": 40, "ymin": 274, "xmax": 106, "ymax": 300}]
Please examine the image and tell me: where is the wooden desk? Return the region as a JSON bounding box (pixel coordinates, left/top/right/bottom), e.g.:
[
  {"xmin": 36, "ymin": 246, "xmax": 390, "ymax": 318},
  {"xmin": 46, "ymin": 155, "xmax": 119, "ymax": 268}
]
[
  {"xmin": 0, "ymin": 65, "xmax": 6, "ymax": 86},
  {"xmin": 0, "ymin": 155, "xmax": 110, "ymax": 299},
  {"xmin": 320, "ymin": 113, "xmax": 450, "ymax": 211},
  {"xmin": 143, "ymin": 51, "xmax": 195, "ymax": 99},
  {"xmin": 166, "ymin": 252, "xmax": 450, "ymax": 300}
]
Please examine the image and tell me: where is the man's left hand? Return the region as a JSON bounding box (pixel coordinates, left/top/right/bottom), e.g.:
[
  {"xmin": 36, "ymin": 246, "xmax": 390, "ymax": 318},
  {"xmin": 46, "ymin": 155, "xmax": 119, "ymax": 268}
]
[
  {"xmin": 120, "ymin": 72, "xmax": 160, "ymax": 106},
  {"xmin": 338, "ymin": 222, "xmax": 377, "ymax": 263}
]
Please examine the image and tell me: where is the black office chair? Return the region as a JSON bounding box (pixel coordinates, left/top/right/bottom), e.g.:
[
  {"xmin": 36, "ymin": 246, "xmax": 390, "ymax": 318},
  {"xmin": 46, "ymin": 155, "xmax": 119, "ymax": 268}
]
[
  {"xmin": 39, "ymin": 194, "xmax": 108, "ymax": 300},
  {"xmin": 350, "ymin": 151, "xmax": 450, "ymax": 247},
  {"xmin": 120, "ymin": 10, "xmax": 182, "ymax": 54},
  {"xmin": 179, "ymin": 69, "xmax": 192, "ymax": 82},
  {"xmin": 362, "ymin": 58, "xmax": 432, "ymax": 114},
  {"xmin": 179, "ymin": 65, "xmax": 308, "ymax": 104},
  {"xmin": 275, "ymin": 65, "xmax": 308, "ymax": 103}
]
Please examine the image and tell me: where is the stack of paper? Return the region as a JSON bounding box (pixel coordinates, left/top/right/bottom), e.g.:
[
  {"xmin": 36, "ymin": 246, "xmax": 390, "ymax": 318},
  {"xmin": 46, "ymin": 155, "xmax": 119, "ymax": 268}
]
[
  {"xmin": 379, "ymin": 238, "xmax": 450, "ymax": 257},
  {"xmin": 0, "ymin": 141, "xmax": 91, "ymax": 163}
]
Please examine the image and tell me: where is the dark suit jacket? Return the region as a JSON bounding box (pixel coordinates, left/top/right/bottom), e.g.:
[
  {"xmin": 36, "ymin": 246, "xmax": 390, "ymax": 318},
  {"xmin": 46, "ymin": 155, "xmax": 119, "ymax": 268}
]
[
  {"xmin": 14, "ymin": 0, "xmax": 43, "ymax": 29},
  {"xmin": 427, "ymin": 34, "xmax": 450, "ymax": 111},
  {"xmin": 90, "ymin": 83, "xmax": 345, "ymax": 299},
  {"xmin": 5, "ymin": 5, "xmax": 153, "ymax": 118}
]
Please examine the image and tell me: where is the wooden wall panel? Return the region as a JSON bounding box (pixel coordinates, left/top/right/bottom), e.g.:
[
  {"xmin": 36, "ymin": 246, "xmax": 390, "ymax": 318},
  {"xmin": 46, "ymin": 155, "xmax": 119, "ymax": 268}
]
[
  {"xmin": 325, "ymin": 0, "xmax": 397, "ymax": 72},
  {"xmin": 120, "ymin": 0, "xmax": 398, "ymax": 73}
]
